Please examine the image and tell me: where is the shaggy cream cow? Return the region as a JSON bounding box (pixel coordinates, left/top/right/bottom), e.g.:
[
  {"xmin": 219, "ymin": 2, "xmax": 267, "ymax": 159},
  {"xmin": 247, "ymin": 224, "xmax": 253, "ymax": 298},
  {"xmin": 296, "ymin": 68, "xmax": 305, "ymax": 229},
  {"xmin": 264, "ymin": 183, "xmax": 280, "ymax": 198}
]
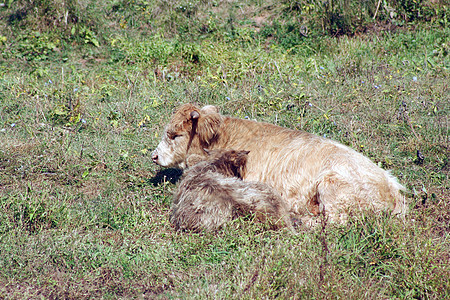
[{"xmin": 152, "ymin": 103, "xmax": 407, "ymax": 225}]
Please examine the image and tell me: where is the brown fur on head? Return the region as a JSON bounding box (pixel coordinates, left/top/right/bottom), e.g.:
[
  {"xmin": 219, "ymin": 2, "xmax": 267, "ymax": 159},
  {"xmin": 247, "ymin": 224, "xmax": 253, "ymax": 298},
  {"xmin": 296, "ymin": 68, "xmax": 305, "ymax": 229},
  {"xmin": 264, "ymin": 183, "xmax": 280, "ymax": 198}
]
[
  {"xmin": 185, "ymin": 149, "xmax": 249, "ymax": 178},
  {"xmin": 152, "ymin": 104, "xmax": 223, "ymax": 168},
  {"xmin": 203, "ymin": 149, "xmax": 249, "ymax": 178},
  {"xmin": 170, "ymin": 104, "xmax": 222, "ymax": 145}
]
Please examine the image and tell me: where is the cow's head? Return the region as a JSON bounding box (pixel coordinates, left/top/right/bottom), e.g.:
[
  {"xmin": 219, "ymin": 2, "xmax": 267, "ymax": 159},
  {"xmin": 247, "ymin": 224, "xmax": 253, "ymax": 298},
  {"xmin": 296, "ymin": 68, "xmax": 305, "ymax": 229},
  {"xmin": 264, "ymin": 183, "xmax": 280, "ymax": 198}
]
[{"xmin": 152, "ymin": 104, "xmax": 222, "ymax": 168}]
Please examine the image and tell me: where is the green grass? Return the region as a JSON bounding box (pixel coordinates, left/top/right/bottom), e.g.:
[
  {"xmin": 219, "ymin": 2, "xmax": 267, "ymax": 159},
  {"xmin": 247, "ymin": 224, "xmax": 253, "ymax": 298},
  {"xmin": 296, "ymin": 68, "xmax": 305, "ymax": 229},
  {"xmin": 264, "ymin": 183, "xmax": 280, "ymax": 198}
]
[{"xmin": 0, "ymin": 0, "xmax": 449, "ymax": 298}]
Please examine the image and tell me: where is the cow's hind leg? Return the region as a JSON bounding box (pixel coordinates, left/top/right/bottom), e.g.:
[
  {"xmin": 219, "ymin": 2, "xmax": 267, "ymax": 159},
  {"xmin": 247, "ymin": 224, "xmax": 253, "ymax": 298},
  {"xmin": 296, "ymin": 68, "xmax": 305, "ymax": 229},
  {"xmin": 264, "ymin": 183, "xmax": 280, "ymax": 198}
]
[{"xmin": 313, "ymin": 172, "xmax": 360, "ymax": 223}]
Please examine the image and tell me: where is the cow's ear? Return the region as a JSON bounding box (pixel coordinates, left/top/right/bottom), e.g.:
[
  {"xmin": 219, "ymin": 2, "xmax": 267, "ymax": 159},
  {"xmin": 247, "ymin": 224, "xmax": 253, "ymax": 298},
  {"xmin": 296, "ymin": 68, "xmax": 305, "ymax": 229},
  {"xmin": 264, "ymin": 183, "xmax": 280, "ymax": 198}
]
[
  {"xmin": 171, "ymin": 104, "xmax": 201, "ymax": 130},
  {"xmin": 190, "ymin": 110, "xmax": 200, "ymax": 120},
  {"xmin": 236, "ymin": 150, "xmax": 249, "ymax": 177},
  {"xmin": 197, "ymin": 112, "xmax": 223, "ymax": 146},
  {"xmin": 200, "ymin": 105, "xmax": 219, "ymax": 114}
]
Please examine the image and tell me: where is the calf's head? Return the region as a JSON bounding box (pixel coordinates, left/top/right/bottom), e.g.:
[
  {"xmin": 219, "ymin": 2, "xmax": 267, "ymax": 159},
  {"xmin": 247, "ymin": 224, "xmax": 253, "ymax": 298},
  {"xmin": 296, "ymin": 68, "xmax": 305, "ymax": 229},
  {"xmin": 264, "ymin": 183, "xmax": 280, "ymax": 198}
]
[
  {"xmin": 204, "ymin": 149, "xmax": 250, "ymax": 178},
  {"xmin": 152, "ymin": 104, "xmax": 222, "ymax": 168}
]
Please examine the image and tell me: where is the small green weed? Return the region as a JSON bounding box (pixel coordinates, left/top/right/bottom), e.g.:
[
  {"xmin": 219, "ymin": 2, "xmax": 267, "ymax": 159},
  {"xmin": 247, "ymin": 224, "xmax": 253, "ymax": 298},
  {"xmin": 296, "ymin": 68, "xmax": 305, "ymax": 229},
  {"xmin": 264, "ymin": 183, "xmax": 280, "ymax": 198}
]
[{"xmin": 15, "ymin": 32, "xmax": 59, "ymax": 61}]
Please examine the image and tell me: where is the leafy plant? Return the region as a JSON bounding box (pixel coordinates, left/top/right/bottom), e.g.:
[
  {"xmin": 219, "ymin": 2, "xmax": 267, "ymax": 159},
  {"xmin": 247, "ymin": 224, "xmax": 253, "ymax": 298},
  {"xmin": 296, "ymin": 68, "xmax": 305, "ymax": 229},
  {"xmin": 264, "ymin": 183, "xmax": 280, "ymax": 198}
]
[
  {"xmin": 15, "ymin": 32, "xmax": 59, "ymax": 60},
  {"xmin": 72, "ymin": 25, "xmax": 100, "ymax": 47}
]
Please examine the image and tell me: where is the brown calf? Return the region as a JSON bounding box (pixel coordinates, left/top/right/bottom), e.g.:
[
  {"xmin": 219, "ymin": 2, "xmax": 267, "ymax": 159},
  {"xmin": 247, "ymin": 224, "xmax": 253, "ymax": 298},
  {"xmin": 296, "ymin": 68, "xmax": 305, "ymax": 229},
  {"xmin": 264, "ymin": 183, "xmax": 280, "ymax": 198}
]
[{"xmin": 171, "ymin": 149, "xmax": 293, "ymax": 232}]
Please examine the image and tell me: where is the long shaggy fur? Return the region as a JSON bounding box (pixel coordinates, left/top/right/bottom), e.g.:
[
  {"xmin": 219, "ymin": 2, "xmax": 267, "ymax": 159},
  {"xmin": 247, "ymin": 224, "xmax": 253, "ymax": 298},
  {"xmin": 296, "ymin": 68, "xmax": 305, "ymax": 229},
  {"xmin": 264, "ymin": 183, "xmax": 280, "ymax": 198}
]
[
  {"xmin": 154, "ymin": 103, "xmax": 407, "ymax": 225},
  {"xmin": 170, "ymin": 149, "xmax": 293, "ymax": 232}
]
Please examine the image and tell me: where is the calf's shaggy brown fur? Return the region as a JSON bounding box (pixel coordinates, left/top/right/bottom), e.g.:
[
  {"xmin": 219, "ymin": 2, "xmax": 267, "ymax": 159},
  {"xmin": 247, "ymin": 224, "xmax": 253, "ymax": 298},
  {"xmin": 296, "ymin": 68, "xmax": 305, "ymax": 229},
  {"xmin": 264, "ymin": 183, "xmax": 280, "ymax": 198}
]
[
  {"xmin": 170, "ymin": 149, "xmax": 293, "ymax": 232},
  {"xmin": 154, "ymin": 103, "xmax": 407, "ymax": 225}
]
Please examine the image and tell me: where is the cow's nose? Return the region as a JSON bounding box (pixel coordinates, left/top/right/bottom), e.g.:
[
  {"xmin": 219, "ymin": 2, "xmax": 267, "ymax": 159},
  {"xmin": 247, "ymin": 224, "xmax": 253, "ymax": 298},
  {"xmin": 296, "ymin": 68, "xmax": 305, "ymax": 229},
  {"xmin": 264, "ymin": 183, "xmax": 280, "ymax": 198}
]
[{"xmin": 151, "ymin": 151, "xmax": 158, "ymax": 162}]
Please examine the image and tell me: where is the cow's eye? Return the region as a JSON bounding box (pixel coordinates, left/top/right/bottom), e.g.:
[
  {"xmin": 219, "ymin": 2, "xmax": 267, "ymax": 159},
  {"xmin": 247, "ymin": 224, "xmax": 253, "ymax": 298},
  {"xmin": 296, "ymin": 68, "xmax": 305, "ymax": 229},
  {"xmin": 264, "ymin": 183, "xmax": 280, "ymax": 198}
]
[{"xmin": 168, "ymin": 133, "xmax": 181, "ymax": 140}]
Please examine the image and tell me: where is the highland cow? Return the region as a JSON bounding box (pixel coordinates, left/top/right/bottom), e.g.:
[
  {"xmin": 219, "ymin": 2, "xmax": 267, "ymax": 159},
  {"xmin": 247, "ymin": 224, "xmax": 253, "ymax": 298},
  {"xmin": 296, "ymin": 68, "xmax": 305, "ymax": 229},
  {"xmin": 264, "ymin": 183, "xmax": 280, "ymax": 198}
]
[
  {"xmin": 154, "ymin": 103, "xmax": 407, "ymax": 225},
  {"xmin": 170, "ymin": 149, "xmax": 294, "ymax": 232}
]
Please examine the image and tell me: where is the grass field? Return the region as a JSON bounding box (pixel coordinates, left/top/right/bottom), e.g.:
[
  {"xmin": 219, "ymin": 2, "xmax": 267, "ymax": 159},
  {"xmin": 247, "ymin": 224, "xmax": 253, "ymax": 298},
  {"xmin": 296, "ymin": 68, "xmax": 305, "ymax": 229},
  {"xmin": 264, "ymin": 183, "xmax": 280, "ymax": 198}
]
[{"xmin": 0, "ymin": 1, "xmax": 449, "ymax": 298}]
